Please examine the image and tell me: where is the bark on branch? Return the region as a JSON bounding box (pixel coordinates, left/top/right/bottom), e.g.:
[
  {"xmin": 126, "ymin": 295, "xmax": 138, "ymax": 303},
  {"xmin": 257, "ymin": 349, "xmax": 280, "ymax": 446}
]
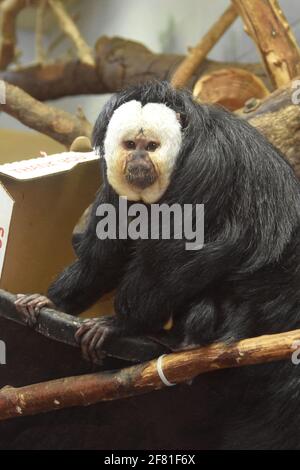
[
  {"xmin": 48, "ymin": 0, "xmax": 95, "ymax": 66},
  {"xmin": 232, "ymin": 0, "xmax": 300, "ymax": 87},
  {"xmin": 1, "ymin": 327, "xmax": 300, "ymax": 420},
  {"xmin": 171, "ymin": 4, "xmax": 238, "ymax": 89},
  {"xmin": 0, "ymin": 81, "xmax": 92, "ymax": 146},
  {"xmin": 35, "ymin": 0, "xmax": 47, "ymax": 64},
  {"xmin": 0, "ymin": 36, "xmax": 269, "ymax": 101},
  {"xmin": 0, "ymin": 0, "xmax": 26, "ymax": 70}
]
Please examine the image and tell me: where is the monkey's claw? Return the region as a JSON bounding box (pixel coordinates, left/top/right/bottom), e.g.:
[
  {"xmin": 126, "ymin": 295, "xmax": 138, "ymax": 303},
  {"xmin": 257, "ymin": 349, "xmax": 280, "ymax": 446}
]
[
  {"xmin": 14, "ymin": 294, "xmax": 55, "ymax": 327},
  {"xmin": 75, "ymin": 317, "xmax": 118, "ymax": 364}
]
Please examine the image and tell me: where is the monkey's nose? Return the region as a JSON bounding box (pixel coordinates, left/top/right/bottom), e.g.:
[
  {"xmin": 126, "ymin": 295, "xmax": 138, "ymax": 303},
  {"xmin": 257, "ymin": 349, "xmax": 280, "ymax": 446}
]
[
  {"xmin": 125, "ymin": 157, "xmax": 157, "ymax": 189},
  {"xmin": 131, "ymin": 150, "xmax": 148, "ymax": 161}
]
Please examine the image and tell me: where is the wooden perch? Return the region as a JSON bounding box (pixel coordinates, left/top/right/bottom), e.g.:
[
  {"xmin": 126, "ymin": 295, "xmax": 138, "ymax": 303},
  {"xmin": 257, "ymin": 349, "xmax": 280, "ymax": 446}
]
[
  {"xmin": 0, "ymin": 37, "xmax": 269, "ymax": 101},
  {"xmin": 0, "ymin": 289, "xmax": 171, "ymax": 363},
  {"xmin": 193, "ymin": 68, "xmax": 269, "ymax": 111},
  {"xmin": 232, "ymin": 0, "xmax": 300, "ymax": 87},
  {"xmin": 171, "ymin": 4, "xmax": 238, "ymax": 89},
  {"xmin": 239, "ymin": 78, "xmax": 300, "ymax": 179},
  {"xmin": 1, "ymin": 327, "xmax": 300, "ymax": 420},
  {"xmin": 0, "ymin": 0, "xmax": 27, "ymax": 70},
  {"xmin": 0, "ymin": 81, "xmax": 92, "ymax": 146},
  {"xmin": 48, "ymin": 0, "xmax": 95, "ymax": 66}
]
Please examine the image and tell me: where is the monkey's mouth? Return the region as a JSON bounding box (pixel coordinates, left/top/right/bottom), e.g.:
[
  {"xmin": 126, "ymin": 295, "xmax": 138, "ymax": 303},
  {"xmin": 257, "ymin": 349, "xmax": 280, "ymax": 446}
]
[{"xmin": 125, "ymin": 159, "xmax": 158, "ymax": 190}]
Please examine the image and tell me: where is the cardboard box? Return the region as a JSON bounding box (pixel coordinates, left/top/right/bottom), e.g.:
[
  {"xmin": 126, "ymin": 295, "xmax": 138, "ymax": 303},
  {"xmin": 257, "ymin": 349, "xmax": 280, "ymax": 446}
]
[
  {"xmin": 0, "ymin": 151, "xmax": 115, "ymax": 317},
  {"xmin": 0, "ymin": 129, "xmax": 64, "ymax": 162}
]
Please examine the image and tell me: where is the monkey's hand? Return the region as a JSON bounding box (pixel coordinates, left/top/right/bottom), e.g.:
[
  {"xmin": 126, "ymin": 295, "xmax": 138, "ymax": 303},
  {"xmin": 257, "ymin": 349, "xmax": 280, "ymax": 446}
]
[
  {"xmin": 75, "ymin": 316, "xmax": 121, "ymax": 364},
  {"xmin": 14, "ymin": 294, "xmax": 55, "ymax": 327}
]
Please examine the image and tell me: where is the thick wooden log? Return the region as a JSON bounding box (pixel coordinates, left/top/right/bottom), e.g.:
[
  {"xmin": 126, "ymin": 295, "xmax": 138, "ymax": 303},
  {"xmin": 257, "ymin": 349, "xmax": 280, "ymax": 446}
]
[
  {"xmin": 1, "ymin": 327, "xmax": 300, "ymax": 420},
  {"xmin": 171, "ymin": 4, "xmax": 238, "ymax": 88},
  {"xmin": 232, "ymin": 0, "xmax": 300, "ymax": 87},
  {"xmin": 0, "ymin": 36, "xmax": 269, "ymax": 101},
  {"xmin": 0, "ymin": 81, "xmax": 92, "ymax": 146}
]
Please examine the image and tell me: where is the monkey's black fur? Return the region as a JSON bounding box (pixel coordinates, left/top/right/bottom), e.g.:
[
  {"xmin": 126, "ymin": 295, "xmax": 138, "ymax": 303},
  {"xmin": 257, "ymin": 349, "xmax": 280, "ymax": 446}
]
[{"xmin": 48, "ymin": 81, "xmax": 300, "ymax": 449}]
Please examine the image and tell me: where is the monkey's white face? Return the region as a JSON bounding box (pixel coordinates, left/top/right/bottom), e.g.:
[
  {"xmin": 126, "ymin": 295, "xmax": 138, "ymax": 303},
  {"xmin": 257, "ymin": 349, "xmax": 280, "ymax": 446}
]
[{"xmin": 103, "ymin": 100, "xmax": 182, "ymax": 203}]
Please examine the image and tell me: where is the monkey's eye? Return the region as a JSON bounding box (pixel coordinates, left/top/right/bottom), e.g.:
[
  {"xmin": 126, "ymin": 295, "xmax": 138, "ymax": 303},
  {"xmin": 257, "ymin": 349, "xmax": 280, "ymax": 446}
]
[
  {"xmin": 146, "ymin": 142, "xmax": 159, "ymax": 152},
  {"xmin": 124, "ymin": 140, "xmax": 136, "ymax": 150}
]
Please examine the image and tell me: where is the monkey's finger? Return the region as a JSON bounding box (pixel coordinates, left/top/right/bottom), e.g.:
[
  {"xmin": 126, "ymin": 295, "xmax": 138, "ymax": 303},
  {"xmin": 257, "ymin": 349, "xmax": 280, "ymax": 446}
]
[
  {"xmin": 75, "ymin": 323, "xmax": 94, "ymax": 343},
  {"xmin": 95, "ymin": 328, "xmax": 112, "ymax": 362},
  {"xmin": 15, "ymin": 294, "xmax": 40, "ymax": 309},
  {"xmin": 14, "ymin": 296, "xmax": 34, "ymax": 320},
  {"xmin": 26, "ymin": 304, "xmax": 38, "ymax": 327},
  {"xmin": 88, "ymin": 327, "xmax": 105, "ymax": 363},
  {"xmin": 86, "ymin": 324, "xmax": 108, "ymax": 363},
  {"xmin": 16, "ymin": 294, "xmax": 39, "ymax": 303},
  {"xmin": 82, "ymin": 319, "xmax": 99, "ymax": 327},
  {"xmin": 35, "ymin": 299, "xmax": 51, "ymax": 313},
  {"xmin": 80, "ymin": 327, "xmax": 100, "ymax": 362},
  {"xmin": 14, "ymin": 295, "xmax": 29, "ymax": 312},
  {"xmin": 75, "ymin": 320, "xmax": 98, "ymax": 337},
  {"xmin": 27, "ymin": 296, "xmax": 47, "ymax": 310},
  {"xmin": 27, "ymin": 296, "xmax": 44, "ymax": 314},
  {"xmin": 15, "ymin": 294, "xmax": 25, "ymax": 300},
  {"xmin": 25, "ymin": 296, "xmax": 47, "ymax": 326},
  {"xmin": 14, "ymin": 300, "xmax": 26, "ymax": 315}
]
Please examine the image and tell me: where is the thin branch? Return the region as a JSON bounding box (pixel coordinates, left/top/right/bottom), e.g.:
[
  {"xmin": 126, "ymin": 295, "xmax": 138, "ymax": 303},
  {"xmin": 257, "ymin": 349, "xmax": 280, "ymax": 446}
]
[
  {"xmin": 35, "ymin": 0, "xmax": 47, "ymax": 64},
  {"xmin": 1, "ymin": 327, "xmax": 300, "ymax": 420},
  {"xmin": 48, "ymin": 0, "xmax": 95, "ymax": 66},
  {"xmin": 232, "ymin": 0, "xmax": 300, "ymax": 87},
  {"xmin": 0, "ymin": 81, "xmax": 92, "ymax": 146},
  {"xmin": 46, "ymin": 11, "xmax": 80, "ymax": 55},
  {"xmin": 0, "ymin": 0, "xmax": 26, "ymax": 70},
  {"xmin": 171, "ymin": 4, "xmax": 238, "ymax": 88}
]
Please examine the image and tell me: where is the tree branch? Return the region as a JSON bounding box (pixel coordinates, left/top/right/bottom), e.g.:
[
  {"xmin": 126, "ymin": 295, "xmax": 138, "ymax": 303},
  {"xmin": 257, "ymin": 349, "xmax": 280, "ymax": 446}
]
[
  {"xmin": 0, "ymin": 289, "xmax": 170, "ymax": 363},
  {"xmin": 0, "ymin": 37, "xmax": 270, "ymax": 101},
  {"xmin": 48, "ymin": 0, "xmax": 95, "ymax": 66},
  {"xmin": 232, "ymin": 0, "xmax": 300, "ymax": 87},
  {"xmin": 1, "ymin": 327, "xmax": 300, "ymax": 420},
  {"xmin": 171, "ymin": 4, "xmax": 238, "ymax": 88},
  {"xmin": 35, "ymin": 0, "xmax": 47, "ymax": 64},
  {"xmin": 0, "ymin": 81, "xmax": 92, "ymax": 146},
  {"xmin": 0, "ymin": 0, "xmax": 26, "ymax": 70}
]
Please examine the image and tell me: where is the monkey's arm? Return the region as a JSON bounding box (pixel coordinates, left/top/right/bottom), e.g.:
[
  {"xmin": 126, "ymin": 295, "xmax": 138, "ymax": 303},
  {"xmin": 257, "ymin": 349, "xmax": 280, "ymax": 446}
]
[{"xmin": 47, "ymin": 188, "xmax": 130, "ymax": 315}]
